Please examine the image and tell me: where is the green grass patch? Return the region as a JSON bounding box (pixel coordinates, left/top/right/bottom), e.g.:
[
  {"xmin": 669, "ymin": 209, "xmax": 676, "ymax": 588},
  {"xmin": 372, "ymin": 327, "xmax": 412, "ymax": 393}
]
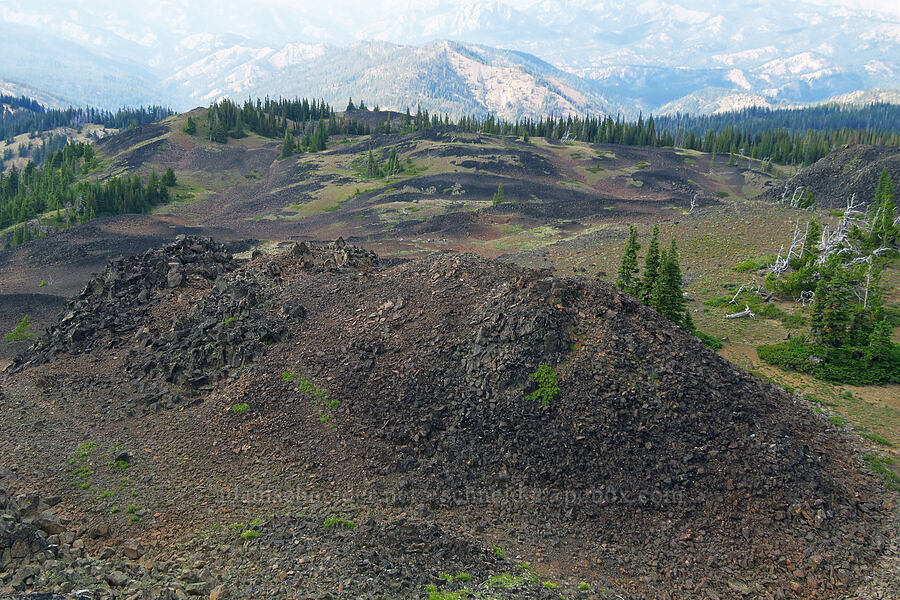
[
  {"xmin": 859, "ymin": 432, "xmax": 895, "ymax": 447},
  {"xmin": 733, "ymin": 255, "xmax": 777, "ymax": 273},
  {"xmin": 323, "ymin": 517, "xmax": 356, "ymax": 529},
  {"xmin": 488, "ymin": 573, "xmax": 524, "ymax": 589},
  {"xmin": 862, "ymin": 453, "xmax": 900, "ymax": 491},
  {"xmin": 282, "ymin": 371, "xmax": 339, "ymax": 424}
]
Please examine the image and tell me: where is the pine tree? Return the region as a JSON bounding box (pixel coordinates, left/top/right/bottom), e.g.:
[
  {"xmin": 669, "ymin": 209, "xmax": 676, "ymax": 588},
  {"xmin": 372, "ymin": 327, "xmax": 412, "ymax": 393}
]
[
  {"xmin": 384, "ymin": 148, "xmax": 400, "ymax": 177},
  {"xmin": 639, "ymin": 225, "xmax": 660, "ymax": 303},
  {"xmin": 162, "ymin": 168, "xmax": 177, "ymax": 187},
  {"xmin": 231, "ymin": 118, "xmax": 246, "ymax": 139},
  {"xmin": 811, "ymin": 266, "xmax": 853, "ymax": 347},
  {"xmin": 616, "ymin": 225, "xmax": 641, "ymax": 295},
  {"xmin": 798, "ymin": 188, "xmax": 816, "ymax": 209},
  {"xmin": 366, "ymin": 150, "xmax": 380, "ymax": 178},
  {"xmin": 652, "ymin": 239, "xmax": 686, "ymax": 324},
  {"xmin": 492, "ymin": 183, "xmax": 505, "ymax": 206},
  {"xmin": 870, "ymin": 170, "xmax": 896, "ymax": 249},
  {"xmin": 280, "ymin": 130, "xmax": 296, "ymax": 159},
  {"xmin": 346, "ymin": 98, "xmax": 356, "ymax": 111},
  {"xmin": 210, "ymin": 119, "xmax": 227, "ymax": 144}
]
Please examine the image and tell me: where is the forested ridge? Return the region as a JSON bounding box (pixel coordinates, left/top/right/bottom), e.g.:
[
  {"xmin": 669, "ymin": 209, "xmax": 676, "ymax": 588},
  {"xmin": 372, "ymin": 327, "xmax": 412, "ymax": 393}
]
[
  {"xmin": 0, "ymin": 142, "xmax": 175, "ymax": 248},
  {"xmin": 203, "ymin": 97, "xmax": 900, "ymax": 167},
  {"xmin": 0, "ymin": 97, "xmax": 173, "ymax": 140}
]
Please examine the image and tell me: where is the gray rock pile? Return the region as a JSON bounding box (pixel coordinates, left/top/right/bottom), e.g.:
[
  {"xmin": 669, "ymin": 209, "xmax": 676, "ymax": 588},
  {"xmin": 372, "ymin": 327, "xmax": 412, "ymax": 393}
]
[{"xmin": 11, "ymin": 236, "xmax": 238, "ymax": 371}]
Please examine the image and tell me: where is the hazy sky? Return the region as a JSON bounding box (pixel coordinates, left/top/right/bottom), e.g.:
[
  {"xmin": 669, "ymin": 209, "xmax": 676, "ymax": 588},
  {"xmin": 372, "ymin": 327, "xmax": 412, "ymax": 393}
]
[{"xmin": 1, "ymin": 0, "xmax": 897, "ymax": 51}]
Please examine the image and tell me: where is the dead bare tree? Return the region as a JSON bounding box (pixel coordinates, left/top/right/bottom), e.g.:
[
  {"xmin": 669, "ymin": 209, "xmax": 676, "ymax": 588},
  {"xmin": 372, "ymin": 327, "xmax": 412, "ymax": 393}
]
[
  {"xmin": 799, "ymin": 290, "xmax": 815, "ymax": 307},
  {"xmin": 729, "ymin": 281, "xmax": 761, "ymax": 304},
  {"xmin": 688, "ymin": 193, "xmax": 698, "ymax": 214},
  {"xmin": 779, "ymin": 184, "xmax": 807, "ymax": 208},
  {"xmin": 769, "ymin": 221, "xmax": 808, "ymax": 276},
  {"xmin": 725, "ymin": 305, "xmax": 755, "ymax": 319}
]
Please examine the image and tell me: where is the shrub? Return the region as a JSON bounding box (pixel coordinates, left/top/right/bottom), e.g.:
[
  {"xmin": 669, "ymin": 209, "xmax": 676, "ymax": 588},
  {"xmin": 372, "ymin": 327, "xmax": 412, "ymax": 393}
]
[
  {"xmin": 240, "ymin": 529, "xmax": 260, "ymax": 540},
  {"xmin": 757, "ymin": 337, "xmax": 900, "ymax": 385},
  {"xmin": 733, "ymin": 255, "xmax": 777, "ymax": 273},
  {"xmin": 527, "ymin": 364, "xmax": 560, "ymax": 407},
  {"xmin": 5, "ymin": 315, "xmax": 36, "ymax": 342},
  {"xmin": 323, "ymin": 517, "xmax": 355, "ymax": 529},
  {"xmin": 694, "ymin": 329, "xmax": 723, "ymax": 350},
  {"xmin": 231, "ymin": 403, "xmax": 249, "ymax": 414}
]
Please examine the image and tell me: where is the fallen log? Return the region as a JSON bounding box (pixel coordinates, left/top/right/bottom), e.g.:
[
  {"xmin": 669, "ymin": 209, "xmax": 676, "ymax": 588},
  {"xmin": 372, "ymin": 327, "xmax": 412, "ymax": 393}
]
[{"xmin": 725, "ymin": 305, "xmax": 756, "ymax": 319}]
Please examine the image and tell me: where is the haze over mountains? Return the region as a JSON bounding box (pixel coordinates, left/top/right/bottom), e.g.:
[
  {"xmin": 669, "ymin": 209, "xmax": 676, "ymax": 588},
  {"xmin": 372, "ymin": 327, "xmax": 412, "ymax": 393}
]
[{"xmin": 1, "ymin": 0, "xmax": 898, "ymax": 117}]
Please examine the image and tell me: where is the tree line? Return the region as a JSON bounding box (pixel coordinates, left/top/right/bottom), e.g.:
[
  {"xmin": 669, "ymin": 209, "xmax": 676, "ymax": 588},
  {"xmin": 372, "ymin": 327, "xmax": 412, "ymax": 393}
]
[
  {"xmin": 1, "ymin": 102, "xmax": 174, "ymax": 141},
  {"xmin": 202, "ymin": 98, "xmax": 373, "ymax": 148}
]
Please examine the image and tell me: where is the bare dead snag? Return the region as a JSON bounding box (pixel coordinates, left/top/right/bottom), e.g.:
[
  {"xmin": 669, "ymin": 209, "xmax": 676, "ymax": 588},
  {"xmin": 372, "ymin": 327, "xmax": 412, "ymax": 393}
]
[{"xmin": 725, "ymin": 305, "xmax": 756, "ymax": 319}]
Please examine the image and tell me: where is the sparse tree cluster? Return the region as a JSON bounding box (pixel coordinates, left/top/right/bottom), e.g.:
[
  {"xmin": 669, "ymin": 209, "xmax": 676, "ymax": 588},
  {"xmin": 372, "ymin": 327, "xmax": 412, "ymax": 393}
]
[
  {"xmin": 759, "ymin": 170, "xmax": 899, "ymax": 384},
  {"xmin": 617, "ymin": 224, "xmax": 691, "ymax": 330}
]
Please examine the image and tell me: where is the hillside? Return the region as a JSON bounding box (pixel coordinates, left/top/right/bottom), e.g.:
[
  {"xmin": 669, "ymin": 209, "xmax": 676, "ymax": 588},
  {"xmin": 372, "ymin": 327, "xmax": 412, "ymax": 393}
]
[
  {"xmin": 0, "ymin": 106, "xmax": 778, "ymax": 362},
  {"xmin": 0, "ymin": 235, "xmax": 895, "ymax": 598},
  {"xmin": 0, "ymin": 110, "xmax": 899, "ymax": 597},
  {"xmin": 167, "ymin": 40, "xmax": 620, "ymax": 120},
  {"xmin": 766, "ymin": 145, "xmax": 900, "ymax": 210}
]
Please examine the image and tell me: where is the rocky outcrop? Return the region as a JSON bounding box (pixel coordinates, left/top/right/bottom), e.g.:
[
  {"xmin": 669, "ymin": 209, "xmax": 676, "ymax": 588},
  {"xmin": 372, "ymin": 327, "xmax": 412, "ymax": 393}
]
[{"xmin": 2, "ymin": 239, "xmax": 894, "ymax": 599}]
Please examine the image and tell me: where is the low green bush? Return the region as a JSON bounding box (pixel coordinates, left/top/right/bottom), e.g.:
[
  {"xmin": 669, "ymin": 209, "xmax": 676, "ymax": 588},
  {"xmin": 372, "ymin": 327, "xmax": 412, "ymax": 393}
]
[
  {"xmin": 758, "ymin": 337, "xmax": 900, "ymax": 385},
  {"xmin": 694, "ymin": 330, "xmax": 723, "ymax": 350},
  {"xmin": 527, "ymin": 364, "xmax": 560, "ymax": 407}
]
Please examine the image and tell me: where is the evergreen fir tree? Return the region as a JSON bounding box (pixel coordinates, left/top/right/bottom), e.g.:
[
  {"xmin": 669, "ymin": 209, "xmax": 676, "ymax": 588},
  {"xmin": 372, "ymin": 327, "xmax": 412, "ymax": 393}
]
[
  {"xmin": 162, "ymin": 168, "xmax": 177, "ymax": 187},
  {"xmin": 811, "ymin": 265, "xmax": 853, "ymax": 347},
  {"xmin": 366, "ymin": 150, "xmax": 380, "ymax": 178},
  {"xmin": 616, "ymin": 225, "xmax": 641, "ymax": 295},
  {"xmin": 870, "ymin": 170, "xmax": 896, "ymax": 249},
  {"xmin": 639, "ymin": 225, "xmax": 660, "ymax": 303},
  {"xmin": 652, "ymin": 239, "xmax": 686, "ymax": 324},
  {"xmin": 492, "ymin": 183, "xmax": 505, "ymax": 206},
  {"xmin": 280, "ymin": 130, "xmax": 296, "ymax": 159}
]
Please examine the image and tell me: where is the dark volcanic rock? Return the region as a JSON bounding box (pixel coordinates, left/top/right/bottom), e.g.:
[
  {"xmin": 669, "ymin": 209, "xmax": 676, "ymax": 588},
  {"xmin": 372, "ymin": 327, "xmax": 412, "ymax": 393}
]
[
  {"xmin": 2, "ymin": 238, "xmax": 894, "ymax": 599},
  {"xmin": 765, "ymin": 144, "xmax": 900, "ymax": 210}
]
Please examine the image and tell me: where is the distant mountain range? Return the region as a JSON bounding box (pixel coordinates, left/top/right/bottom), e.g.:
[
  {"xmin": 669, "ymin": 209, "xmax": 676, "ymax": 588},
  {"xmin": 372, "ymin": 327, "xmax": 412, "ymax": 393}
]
[{"xmin": 0, "ymin": 0, "xmax": 898, "ymax": 117}]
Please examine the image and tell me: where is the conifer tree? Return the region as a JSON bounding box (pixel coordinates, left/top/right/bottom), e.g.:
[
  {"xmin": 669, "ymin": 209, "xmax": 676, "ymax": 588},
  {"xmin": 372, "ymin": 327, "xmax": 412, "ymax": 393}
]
[
  {"xmin": 182, "ymin": 116, "xmax": 197, "ymax": 135},
  {"xmin": 652, "ymin": 239, "xmax": 686, "ymax": 324},
  {"xmin": 280, "ymin": 130, "xmax": 296, "ymax": 159},
  {"xmin": 811, "ymin": 262, "xmax": 853, "ymax": 347},
  {"xmin": 639, "ymin": 225, "xmax": 660, "ymax": 303},
  {"xmin": 162, "ymin": 168, "xmax": 177, "ymax": 187},
  {"xmin": 616, "ymin": 225, "xmax": 641, "ymax": 295},
  {"xmin": 366, "ymin": 150, "xmax": 380, "ymax": 178},
  {"xmin": 870, "ymin": 170, "xmax": 896, "ymax": 249},
  {"xmin": 492, "ymin": 183, "xmax": 505, "ymax": 206}
]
